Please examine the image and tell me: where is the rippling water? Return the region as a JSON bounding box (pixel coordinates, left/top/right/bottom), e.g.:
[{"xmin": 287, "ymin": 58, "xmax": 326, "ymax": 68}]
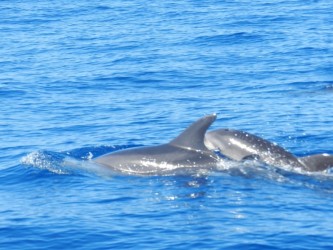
[{"xmin": 1, "ymin": 0, "xmax": 333, "ymax": 249}]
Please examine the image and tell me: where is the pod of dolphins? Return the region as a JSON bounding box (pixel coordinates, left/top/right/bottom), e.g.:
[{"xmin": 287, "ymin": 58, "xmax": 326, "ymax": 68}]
[{"xmin": 94, "ymin": 114, "xmax": 333, "ymax": 175}]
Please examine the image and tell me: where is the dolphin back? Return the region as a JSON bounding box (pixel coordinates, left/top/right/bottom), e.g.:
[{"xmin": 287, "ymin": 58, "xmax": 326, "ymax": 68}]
[
  {"xmin": 93, "ymin": 114, "xmax": 219, "ymax": 175},
  {"xmin": 298, "ymin": 154, "xmax": 333, "ymax": 172}
]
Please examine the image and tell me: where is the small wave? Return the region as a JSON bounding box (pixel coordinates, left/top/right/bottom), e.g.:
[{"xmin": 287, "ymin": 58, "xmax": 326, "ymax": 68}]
[
  {"xmin": 286, "ymin": 81, "xmax": 333, "ymax": 93},
  {"xmin": 323, "ymin": 83, "xmax": 333, "ymax": 92},
  {"xmin": 193, "ymin": 32, "xmax": 263, "ymax": 46},
  {"xmin": 0, "ymin": 89, "xmax": 27, "ymax": 97}
]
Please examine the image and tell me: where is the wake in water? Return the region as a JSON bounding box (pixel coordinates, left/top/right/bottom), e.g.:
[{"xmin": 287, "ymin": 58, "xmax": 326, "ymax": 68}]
[
  {"xmin": 20, "ymin": 145, "xmax": 333, "ymax": 193},
  {"xmin": 21, "ymin": 148, "xmax": 217, "ymax": 177},
  {"xmin": 19, "ymin": 114, "xmax": 333, "ymax": 195}
]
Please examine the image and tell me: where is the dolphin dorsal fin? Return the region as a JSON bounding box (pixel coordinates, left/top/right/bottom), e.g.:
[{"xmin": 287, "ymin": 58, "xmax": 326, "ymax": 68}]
[{"xmin": 169, "ymin": 114, "xmax": 217, "ymax": 151}]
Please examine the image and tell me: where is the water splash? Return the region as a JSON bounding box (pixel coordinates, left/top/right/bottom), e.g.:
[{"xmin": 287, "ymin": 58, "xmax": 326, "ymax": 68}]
[
  {"xmin": 21, "ymin": 150, "xmax": 69, "ymax": 175},
  {"xmin": 20, "ymin": 150, "xmax": 115, "ymax": 177}
]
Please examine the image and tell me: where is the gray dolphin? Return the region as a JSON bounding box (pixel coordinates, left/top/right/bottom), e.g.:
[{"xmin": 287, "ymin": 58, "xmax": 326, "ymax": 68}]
[
  {"xmin": 205, "ymin": 129, "xmax": 333, "ymax": 172},
  {"xmin": 94, "ymin": 114, "xmax": 219, "ymax": 175}
]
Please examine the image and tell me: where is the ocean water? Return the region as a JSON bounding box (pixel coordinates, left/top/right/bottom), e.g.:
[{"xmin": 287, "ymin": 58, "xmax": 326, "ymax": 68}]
[{"xmin": 1, "ymin": 0, "xmax": 333, "ymax": 249}]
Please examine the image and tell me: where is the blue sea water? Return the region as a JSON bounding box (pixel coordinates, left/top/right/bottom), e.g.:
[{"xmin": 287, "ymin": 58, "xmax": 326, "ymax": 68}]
[{"xmin": 1, "ymin": 0, "xmax": 333, "ymax": 249}]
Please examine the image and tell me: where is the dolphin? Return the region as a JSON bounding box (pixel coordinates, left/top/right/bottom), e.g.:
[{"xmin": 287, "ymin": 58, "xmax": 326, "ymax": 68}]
[
  {"xmin": 204, "ymin": 128, "xmax": 333, "ymax": 172},
  {"xmin": 94, "ymin": 114, "xmax": 220, "ymax": 175}
]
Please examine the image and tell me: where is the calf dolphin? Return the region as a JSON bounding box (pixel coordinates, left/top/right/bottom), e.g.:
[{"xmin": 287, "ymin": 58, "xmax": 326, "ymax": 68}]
[
  {"xmin": 94, "ymin": 114, "xmax": 219, "ymax": 175},
  {"xmin": 205, "ymin": 129, "xmax": 333, "ymax": 172}
]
